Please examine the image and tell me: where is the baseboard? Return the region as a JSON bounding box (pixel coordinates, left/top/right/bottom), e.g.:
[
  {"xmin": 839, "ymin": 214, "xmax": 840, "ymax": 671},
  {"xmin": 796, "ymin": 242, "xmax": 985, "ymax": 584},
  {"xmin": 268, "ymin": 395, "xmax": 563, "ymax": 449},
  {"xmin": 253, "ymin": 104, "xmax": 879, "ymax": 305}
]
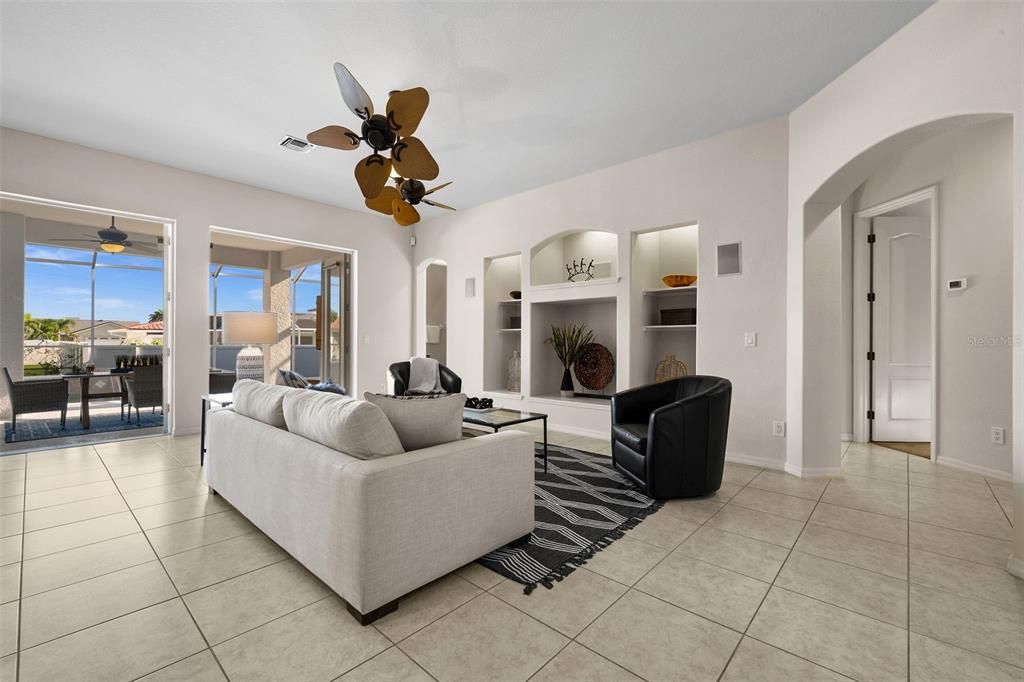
[
  {"xmin": 783, "ymin": 461, "xmax": 843, "ymax": 479},
  {"xmin": 171, "ymin": 426, "xmax": 200, "ymax": 437},
  {"xmin": 932, "ymin": 455, "xmax": 1012, "ymax": 482},
  {"xmin": 726, "ymin": 451, "xmax": 785, "ymax": 472},
  {"xmin": 548, "ymin": 423, "xmax": 608, "ymax": 440},
  {"xmin": 1008, "ymin": 554, "xmax": 1024, "ymax": 580},
  {"xmin": 840, "ymin": 433, "xmax": 854, "ymax": 442}
]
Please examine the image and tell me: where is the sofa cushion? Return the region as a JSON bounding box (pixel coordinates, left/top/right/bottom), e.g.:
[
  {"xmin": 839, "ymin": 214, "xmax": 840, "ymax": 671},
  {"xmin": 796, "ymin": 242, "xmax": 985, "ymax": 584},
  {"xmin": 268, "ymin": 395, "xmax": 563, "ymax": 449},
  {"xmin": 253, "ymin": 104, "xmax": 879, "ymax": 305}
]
[
  {"xmin": 613, "ymin": 423, "xmax": 648, "ymax": 453},
  {"xmin": 363, "ymin": 392, "xmax": 466, "ymax": 451},
  {"xmin": 283, "ymin": 389, "xmax": 404, "ymax": 459},
  {"xmin": 232, "ymin": 380, "xmax": 295, "ymax": 428}
]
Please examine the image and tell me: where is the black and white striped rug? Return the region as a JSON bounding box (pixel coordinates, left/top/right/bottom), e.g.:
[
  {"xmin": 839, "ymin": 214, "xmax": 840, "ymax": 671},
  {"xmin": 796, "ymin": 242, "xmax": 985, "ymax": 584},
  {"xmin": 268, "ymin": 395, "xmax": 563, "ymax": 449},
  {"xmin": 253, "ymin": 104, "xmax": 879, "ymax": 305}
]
[{"xmin": 477, "ymin": 442, "xmax": 662, "ymax": 593}]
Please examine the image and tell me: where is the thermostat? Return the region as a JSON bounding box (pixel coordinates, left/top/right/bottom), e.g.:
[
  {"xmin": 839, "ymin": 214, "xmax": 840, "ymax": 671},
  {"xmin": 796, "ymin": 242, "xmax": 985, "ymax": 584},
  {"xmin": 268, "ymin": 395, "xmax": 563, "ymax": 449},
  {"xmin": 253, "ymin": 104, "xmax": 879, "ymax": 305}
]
[{"xmin": 947, "ymin": 278, "xmax": 967, "ymax": 292}]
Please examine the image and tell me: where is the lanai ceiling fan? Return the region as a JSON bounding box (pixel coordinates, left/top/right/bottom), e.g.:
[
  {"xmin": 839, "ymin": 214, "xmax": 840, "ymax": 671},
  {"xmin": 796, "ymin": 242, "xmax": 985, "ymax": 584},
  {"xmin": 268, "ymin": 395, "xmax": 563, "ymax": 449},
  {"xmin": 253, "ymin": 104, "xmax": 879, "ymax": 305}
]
[
  {"xmin": 307, "ymin": 63, "xmax": 456, "ymax": 226},
  {"xmin": 52, "ymin": 216, "xmax": 162, "ymax": 255}
]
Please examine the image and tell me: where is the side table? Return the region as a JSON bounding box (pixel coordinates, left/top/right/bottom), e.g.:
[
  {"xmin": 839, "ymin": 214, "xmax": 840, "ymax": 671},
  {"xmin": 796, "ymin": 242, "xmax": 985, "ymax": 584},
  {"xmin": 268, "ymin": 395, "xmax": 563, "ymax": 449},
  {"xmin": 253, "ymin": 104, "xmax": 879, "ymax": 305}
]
[{"xmin": 200, "ymin": 392, "xmax": 233, "ymax": 466}]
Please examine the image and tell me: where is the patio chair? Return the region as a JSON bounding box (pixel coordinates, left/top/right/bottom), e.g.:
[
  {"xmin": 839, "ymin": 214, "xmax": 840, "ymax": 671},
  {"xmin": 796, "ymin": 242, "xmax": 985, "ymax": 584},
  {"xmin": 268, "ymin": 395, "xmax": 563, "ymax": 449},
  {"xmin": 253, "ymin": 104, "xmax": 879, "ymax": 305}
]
[
  {"xmin": 125, "ymin": 365, "xmax": 163, "ymax": 424},
  {"xmin": 3, "ymin": 367, "xmax": 69, "ymax": 434}
]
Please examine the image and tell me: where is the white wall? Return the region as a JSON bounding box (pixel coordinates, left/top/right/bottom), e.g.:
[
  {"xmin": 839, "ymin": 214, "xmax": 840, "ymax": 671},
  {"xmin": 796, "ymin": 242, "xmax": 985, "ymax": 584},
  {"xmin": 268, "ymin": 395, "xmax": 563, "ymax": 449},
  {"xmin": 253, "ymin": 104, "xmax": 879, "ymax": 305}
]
[
  {"xmin": 786, "ymin": 0, "xmax": 1023, "ymax": 478},
  {"xmin": 854, "ymin": 118, "xmax": 1014, "ymax": 475},
  {"xmin": 0, "ymin": 127, "xmax": 413, "ymax": 434},
  {"xmin": 415, "ymin": 117, "xmax": 789, "ymax": 466},
  {"xmin": 0, "ymin": 213, "xmax": 26, "ymax": 417}
]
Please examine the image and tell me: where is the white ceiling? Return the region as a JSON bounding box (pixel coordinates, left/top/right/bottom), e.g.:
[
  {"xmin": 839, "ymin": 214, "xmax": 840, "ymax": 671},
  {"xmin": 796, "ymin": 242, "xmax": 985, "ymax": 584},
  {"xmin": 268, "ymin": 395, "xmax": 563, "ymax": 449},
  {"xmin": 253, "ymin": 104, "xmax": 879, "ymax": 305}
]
[{"xmin": 1, "ymin": 1, "xmax": 930, "ymax": 218}]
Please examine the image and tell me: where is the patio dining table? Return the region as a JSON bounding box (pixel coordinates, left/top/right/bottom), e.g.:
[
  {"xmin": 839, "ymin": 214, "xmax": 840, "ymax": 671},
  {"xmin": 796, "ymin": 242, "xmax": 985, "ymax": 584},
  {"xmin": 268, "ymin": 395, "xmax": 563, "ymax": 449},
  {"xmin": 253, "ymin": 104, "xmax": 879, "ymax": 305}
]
[{"xmin": 61, "ymin": 371, "xmax": 130, "ymax": 428}]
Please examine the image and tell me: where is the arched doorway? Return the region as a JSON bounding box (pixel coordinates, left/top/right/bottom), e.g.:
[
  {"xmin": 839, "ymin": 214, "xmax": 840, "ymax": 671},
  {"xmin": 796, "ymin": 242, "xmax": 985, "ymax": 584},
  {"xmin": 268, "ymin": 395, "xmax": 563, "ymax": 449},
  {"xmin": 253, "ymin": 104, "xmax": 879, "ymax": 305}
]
[
  {"xmin": 788, "ymin": 114, "xmax": 1016, "ymax": 480},
  {"xmin": 414, "ymin": 258, "xmax": 448, "ymax": 361}
]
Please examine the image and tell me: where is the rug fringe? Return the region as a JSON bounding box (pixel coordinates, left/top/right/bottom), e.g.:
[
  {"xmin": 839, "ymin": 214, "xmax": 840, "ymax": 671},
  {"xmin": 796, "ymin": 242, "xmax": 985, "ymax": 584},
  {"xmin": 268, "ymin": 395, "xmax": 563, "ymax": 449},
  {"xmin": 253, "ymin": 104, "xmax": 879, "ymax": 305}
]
[{"xmin": 520, "ymin": 499, "xmax": 665, "ymax": 594}]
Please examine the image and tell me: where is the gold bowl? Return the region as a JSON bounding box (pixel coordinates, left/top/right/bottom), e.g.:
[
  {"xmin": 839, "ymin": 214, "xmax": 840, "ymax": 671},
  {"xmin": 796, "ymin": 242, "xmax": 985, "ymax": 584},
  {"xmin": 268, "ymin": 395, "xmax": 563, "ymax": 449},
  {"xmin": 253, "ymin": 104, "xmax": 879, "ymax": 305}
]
[{"xmin": 662, "ymin": 274, "xmax": 698, "ymax": 288}]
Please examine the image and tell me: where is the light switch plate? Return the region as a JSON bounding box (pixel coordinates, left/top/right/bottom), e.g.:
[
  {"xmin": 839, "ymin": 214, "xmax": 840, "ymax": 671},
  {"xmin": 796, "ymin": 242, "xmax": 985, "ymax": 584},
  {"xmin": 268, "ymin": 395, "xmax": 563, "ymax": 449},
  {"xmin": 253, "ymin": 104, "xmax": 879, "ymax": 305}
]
[{"xmin": 744, "ymin": 332, "xmax": 757, "ymax": 348}]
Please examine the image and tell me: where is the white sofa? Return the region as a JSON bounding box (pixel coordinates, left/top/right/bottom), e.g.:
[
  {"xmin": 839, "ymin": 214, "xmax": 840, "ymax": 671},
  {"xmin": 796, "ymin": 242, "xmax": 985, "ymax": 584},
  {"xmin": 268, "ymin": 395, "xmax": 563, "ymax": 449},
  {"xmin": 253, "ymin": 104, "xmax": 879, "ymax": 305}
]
[{"xmin": 204, "ymin": 383, "xmax": 535, "ymax": 624}]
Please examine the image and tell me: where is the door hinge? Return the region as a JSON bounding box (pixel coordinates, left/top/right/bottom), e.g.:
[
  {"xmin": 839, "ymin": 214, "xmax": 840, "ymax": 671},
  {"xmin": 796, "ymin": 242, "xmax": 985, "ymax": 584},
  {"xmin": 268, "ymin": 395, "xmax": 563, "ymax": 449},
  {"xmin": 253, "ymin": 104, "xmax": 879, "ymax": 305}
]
[
  {"xmin": 867, "ymin": 410, "xmax": 875, "ymax": 420},
  {"xmin": 867, "ymin": 233, "xmax": 876, "ymax": 243},
  {"xmin": 866, "ymin": 292, "xmax": 876, "ymax": 302},
  {"xmin": 866, "ymin": 351, "xmax": 875, "ymax": 361}
]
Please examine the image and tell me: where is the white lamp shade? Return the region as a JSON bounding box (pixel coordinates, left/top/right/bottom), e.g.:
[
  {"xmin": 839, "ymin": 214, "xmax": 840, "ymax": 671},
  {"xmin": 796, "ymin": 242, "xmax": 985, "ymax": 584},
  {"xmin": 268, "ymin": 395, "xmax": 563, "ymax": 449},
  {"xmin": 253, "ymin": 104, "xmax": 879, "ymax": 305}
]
[{"xmin": 222, "ymin": 311, "xmax": 278, "ymax": 345}]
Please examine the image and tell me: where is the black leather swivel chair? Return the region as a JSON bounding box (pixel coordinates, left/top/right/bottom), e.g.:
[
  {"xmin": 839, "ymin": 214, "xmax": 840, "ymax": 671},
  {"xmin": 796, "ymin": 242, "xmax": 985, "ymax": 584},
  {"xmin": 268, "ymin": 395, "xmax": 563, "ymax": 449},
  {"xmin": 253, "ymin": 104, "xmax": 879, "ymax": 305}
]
[
  {"xmin": 388, "ymin": 362, "xmax": 462, "ymax": 396},
  {"xmin": 610, "ymin": 376, "xmax": 731, "ymax": 499}
]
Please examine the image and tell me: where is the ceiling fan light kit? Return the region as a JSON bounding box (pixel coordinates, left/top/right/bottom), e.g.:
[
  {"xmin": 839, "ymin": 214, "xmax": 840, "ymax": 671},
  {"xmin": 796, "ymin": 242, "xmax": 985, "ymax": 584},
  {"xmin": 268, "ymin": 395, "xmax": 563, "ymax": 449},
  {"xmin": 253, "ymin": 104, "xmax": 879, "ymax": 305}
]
[
  {"xmin": 52, "ymin": 216, "xmax": 162, "ymax": 255},
  {"xmin": 308, "ymin": 62, "xmax": 455, "ymax": 227}
]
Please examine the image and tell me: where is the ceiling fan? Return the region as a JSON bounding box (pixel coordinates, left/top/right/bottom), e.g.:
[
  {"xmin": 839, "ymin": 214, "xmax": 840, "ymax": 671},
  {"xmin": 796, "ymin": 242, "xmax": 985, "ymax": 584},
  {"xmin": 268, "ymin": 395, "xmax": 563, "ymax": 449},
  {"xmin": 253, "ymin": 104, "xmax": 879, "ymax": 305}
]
[
  {"xmin": 307, "ymin": 63, "xmax": 455, "ymax": 226},
  {"xmin": 365, "ymin": 178, "xmax": 456, "ymax": 227},
  {"xmin": 52, "ymin": 216, "xmax": 162, "ymax": 255}
]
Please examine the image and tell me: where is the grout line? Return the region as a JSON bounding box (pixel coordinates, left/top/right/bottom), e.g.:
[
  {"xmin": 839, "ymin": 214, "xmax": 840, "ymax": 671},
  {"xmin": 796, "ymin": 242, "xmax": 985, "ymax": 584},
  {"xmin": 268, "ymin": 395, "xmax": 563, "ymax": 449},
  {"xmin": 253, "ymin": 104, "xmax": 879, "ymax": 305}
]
[
  {"xmin": 13, "ymin": 443, "xmax": 31, "ymax": 682},
  {"xmin": 984, "ymin": 478, "xmax": 1014, "ymax": 527},
  {"xmin": 906, "ymin": 453, "xmax": 911, "ymax": 681},
  {"xmin": 90, "ymin": 447, "xmax": 233, "ymax": 682},
  {"xmin": 18, "ymin": 595, "xmax": 182, "ymax": 653}
]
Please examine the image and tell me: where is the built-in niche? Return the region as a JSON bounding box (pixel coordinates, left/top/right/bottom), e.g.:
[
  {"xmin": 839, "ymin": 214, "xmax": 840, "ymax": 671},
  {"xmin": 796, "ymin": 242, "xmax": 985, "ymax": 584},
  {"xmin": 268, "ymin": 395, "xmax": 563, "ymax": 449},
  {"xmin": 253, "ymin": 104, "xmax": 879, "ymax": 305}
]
[
  {"xmin": 530, "ymin": 297, "xmax": 617, "ymax": 402},
  {"xmin": 483, "ymin": 253, "xmax": 523, "ymax": 394},
  {"xmin": 530, "ymin": 230, "xmax": 618, "ymax": 287},
  {"xmin": 631, "ymin": 224, "xmax": 698, "ymax": 386}
]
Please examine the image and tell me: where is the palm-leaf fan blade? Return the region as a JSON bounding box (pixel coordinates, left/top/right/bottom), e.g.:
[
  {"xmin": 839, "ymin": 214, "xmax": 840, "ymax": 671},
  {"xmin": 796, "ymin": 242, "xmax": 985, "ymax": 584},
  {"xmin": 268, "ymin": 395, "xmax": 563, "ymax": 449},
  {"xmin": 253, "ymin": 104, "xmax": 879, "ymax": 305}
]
[
  {"xmin": 423, "ymin": 181, "xmax": 452, "ymax": 196},
  {"xmin": 354, "ymin": 154, "xmax": 392, "ymax": 199},
  {"xmin": 307, "ymin": 126, "xmax": 360, "ymax": 150},
  {"xmin": 333, "ymin": 62, "xmax": 374, "ymax": 120},
  {"xmin": 385, "ymin": 87, "xmax": 429, "ymax": 137},
  {"xmin": 365, "ymin": 186, "xmax": 400, "ymax": 215},
  {"xmin": 423, "ymin": 199, "xmax": 456, "ymax": 211},
  {"xmin": 391, "ymin": 137, "xmax": 439, "ymax": 180},
  {"xmin": 392, "ymin": 198, "xmax": 420, "ymax": 227}
]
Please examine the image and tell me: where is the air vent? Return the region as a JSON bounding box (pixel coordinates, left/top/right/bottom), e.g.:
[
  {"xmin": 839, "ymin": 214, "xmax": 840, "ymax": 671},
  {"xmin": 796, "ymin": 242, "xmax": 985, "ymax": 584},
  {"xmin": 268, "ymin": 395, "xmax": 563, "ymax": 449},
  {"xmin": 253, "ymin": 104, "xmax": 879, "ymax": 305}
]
[{"xmin": 279, "ymin": 136, "xmax": 313, "ymax": 153}]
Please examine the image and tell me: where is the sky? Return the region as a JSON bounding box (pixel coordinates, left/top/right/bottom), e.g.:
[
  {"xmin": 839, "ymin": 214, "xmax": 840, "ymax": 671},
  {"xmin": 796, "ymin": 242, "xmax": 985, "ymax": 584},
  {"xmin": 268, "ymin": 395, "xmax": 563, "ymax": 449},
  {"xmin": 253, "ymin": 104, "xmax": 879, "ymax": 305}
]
[{"xmin": 24, "ymin": 244, "xmax": 321, "ymax": 325}]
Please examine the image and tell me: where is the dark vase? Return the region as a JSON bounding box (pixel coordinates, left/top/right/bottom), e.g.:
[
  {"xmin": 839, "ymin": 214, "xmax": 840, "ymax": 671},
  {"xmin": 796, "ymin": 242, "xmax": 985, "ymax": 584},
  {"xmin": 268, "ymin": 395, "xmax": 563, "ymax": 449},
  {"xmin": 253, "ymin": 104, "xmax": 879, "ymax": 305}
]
[{"xmin": 560, "ymin": 367, "xmax": 574, "ymax": 398}]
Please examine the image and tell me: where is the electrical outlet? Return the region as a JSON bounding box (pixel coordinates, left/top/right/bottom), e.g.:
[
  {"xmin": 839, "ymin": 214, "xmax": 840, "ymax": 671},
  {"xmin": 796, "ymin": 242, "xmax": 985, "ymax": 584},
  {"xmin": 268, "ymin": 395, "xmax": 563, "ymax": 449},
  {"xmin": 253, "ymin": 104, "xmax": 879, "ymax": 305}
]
[
  {"xmin": 772, "ymin": 421, "xmax": 786, "ymax": 437},
  {"xmin": 991, "ymin": 426, "xmax": 1005, "ymax": 446},
  {"xmin": 744, "ymin": 332, "xmax": 758, "ymax": 348}
]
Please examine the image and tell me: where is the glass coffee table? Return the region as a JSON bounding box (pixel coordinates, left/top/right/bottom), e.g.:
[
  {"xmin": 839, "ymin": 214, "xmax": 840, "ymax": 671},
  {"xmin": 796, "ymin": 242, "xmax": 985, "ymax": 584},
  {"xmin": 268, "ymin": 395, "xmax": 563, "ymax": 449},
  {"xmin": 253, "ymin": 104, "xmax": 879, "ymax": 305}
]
[{"xmin": 462, "ymin": 408, "xmax": 548, "ymax": 471}]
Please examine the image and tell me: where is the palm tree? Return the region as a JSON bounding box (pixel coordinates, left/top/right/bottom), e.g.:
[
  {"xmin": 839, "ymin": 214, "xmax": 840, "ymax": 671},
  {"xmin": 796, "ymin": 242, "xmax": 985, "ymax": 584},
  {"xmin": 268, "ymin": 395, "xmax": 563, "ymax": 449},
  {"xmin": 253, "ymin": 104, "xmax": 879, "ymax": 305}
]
[
  {"xmin": 23, "ymin": 314, "xmax": 73, "ymax": 341},
  {"xmin": 148, "ymin": 309, "xmax": 164, "ymax": 323}
]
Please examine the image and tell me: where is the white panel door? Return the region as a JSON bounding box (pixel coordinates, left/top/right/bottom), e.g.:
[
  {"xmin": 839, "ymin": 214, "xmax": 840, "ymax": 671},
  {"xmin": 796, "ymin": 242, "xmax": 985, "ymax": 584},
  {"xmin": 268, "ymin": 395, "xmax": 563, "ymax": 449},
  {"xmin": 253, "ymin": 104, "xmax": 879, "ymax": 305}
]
[{"xmin": 872, "ymin": 216, "xmax": 931, "ymax": 442}]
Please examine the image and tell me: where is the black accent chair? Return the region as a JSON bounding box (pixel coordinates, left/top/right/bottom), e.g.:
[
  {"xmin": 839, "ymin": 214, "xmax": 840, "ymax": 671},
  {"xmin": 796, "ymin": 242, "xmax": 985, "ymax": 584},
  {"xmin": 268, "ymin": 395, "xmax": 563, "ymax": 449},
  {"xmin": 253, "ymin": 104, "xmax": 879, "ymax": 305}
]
[
  {"xmin": 610, "ymin": 375, "xmax": 731, "ymax": 499},
  {"xmin": 3, "ymin": 367, "xmax": 68, "ymax": 434},
  {"xmin": 388, "ymin": 361, "xmax": 462, "ymax": 396},
  {"xmin": 125, "ymin": 365, "xmax": 163, "ymax": 424}
]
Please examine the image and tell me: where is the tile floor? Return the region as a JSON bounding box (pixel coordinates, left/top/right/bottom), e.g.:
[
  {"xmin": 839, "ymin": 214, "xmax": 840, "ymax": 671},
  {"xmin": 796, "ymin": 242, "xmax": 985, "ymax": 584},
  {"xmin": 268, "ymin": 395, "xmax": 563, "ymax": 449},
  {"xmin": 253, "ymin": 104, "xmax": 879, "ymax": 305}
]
[{"xmin": 0, "ymin": 432, "xmax": 1020, "ymax": 681}]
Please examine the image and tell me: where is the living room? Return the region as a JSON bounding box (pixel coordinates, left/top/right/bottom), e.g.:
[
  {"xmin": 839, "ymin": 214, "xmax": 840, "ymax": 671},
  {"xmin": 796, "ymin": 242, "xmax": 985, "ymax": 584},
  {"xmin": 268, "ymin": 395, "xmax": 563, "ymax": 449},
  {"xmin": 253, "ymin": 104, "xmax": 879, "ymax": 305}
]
[{"xmin": 0, "ymin": 2, "xmax": 1022, "ymax": 681}]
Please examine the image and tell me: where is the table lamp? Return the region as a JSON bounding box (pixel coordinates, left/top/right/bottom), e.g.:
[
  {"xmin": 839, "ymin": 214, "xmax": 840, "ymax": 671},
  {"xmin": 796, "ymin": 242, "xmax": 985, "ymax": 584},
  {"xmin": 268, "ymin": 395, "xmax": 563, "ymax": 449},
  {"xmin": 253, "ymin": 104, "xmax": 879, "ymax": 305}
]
[{"xmin": 222, "ymin": 311, "xmax": 278, "ymax": 381}]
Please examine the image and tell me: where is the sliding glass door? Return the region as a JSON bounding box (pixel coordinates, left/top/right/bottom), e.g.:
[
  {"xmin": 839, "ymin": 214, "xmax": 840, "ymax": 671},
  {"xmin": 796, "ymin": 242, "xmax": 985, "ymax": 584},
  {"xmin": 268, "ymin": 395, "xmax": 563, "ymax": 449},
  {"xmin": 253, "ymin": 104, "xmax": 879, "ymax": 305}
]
[{"xmin": 319, "ymin": 256, "xmax": 350, "ymax": 388}]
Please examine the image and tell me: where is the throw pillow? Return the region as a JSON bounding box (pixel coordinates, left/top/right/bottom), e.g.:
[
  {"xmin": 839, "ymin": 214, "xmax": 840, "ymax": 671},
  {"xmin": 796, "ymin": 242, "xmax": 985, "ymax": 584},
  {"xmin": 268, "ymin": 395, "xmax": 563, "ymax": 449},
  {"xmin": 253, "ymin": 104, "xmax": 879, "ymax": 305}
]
[
  {"xmin": 282, "ymin": 390, "xmax": 404, "ymax": 459},
  {"xmin": 363, "ymin": 392, "xmax": 466, "ymax": 451},
  {"xmin": 232, "ymin": 380, "xmax": 295, "ymax": 428},
  {"xmin": 277, "ymin": 369, "xmax": 310, "ymax": 389},
  {"xmin": 309, "ymin": 378, "xmax": 347, "ymax": 395}
]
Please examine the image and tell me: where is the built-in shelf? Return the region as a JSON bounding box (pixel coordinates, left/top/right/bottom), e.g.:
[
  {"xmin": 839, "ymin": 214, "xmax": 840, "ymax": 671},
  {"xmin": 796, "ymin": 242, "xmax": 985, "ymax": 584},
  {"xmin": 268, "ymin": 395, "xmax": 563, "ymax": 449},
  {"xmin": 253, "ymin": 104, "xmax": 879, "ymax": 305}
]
[
  {"xmin": 481, "ymin": 389, "xmax": 523, "ymax": 400},
  {"xmin": 498, "ymin": 328, "xmax": 522, "ymax": 333},
  {"xmin": 531, "ymin": 276, "xmax": 620, "ymax": 292},
  {"xmin": 530, "ymin": 394, "xmax": 612, "ymax": 410},
  {"xmin": 642, "ymin": 286, "xmax": 697, "ymax": 297},
  {"xmin": 498, "ymin": 299, "xmax": 522, "ymax": 305},
  {"xmin": 642, "ymin": 324, "xmax": 697, "ymax": 332}
]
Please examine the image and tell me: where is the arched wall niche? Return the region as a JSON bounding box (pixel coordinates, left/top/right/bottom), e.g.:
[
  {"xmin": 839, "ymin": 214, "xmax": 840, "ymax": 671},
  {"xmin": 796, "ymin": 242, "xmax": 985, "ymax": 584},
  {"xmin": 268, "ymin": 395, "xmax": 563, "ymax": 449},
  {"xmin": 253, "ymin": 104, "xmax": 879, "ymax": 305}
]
[{"xmin": 529, "ymin": 228, "xmax": 619, "ymax": 286}]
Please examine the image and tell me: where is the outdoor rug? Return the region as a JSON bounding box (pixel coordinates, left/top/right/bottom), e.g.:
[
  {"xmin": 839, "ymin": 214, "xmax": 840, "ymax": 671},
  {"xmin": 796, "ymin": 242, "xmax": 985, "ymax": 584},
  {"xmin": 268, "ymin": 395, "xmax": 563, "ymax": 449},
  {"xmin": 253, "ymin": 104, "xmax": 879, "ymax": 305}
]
[
  {"xmin": 4, "ymin": 411, "xmax": 163, "ymax": 443},
  {"xmin": 477, "ymin": 441, "xmax": 662, "ymax": 593}
]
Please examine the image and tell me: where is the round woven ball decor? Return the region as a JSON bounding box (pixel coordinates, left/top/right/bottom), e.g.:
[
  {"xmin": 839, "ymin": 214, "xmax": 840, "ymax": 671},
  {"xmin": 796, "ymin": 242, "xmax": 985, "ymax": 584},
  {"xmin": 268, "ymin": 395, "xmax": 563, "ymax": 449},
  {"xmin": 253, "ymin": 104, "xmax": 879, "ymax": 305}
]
[{"xmin": 574, "ymin": 343, "xmax": 615, "ymax": 390}]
